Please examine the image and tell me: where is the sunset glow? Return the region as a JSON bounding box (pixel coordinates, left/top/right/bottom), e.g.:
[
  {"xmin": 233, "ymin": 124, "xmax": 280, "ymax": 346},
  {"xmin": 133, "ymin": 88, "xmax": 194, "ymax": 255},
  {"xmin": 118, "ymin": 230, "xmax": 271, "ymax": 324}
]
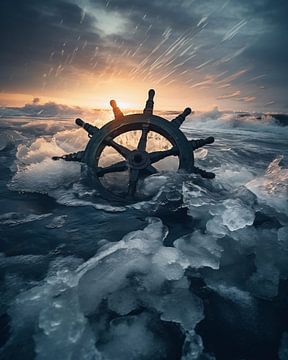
[{"xmin": 1, "ymin": 0, "xmax": 288, "ymax": 112}]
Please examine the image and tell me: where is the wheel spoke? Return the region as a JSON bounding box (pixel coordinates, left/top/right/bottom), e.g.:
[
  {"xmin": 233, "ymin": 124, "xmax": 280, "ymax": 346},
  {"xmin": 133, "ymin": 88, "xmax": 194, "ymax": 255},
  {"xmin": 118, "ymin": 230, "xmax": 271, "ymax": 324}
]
[
  {"xmin": 106, "ymin": 138, "xmax": 131, "ymax": 159},
  {"xmin": 142, "ymin": 165, "xmax": 158, "ymax": 175},
  {"xmin": 189, "ymin": 137, "xmax": 214, "ymax": 150},
  {"xmin": 192, "ymin": 166, "xmax": 215, "ymax": 179},
  {"xmin": 137, "ymin": 125, "xmax": 149, "ymax": 152},
  {"xmin": 149, "ymin": 147, "xmax": 178, "ymax": 163},
  {"xmin": 97, "ymin": 161, "xmax": 128, "ymax": 177},
  {"xmin": 128, "ymin": 168, "xmax": 140, "ymax": 196},
  {"xmin": 171, "ymin": 108, "xmax": 192, "ymax": 128},
  {"xmin": 110, "ymin": 100, "xmax": 124, "ymax": 119}
]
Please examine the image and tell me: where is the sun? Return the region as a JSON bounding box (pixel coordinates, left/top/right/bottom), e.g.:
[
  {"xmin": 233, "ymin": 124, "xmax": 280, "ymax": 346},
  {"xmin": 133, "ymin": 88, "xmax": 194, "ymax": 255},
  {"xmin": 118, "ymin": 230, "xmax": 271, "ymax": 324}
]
[
  {"xmin": 98, "ymin": 99, "xmax": 137, "ymax": 111},
  {"xmin": 111, "ymin": 100, "xmax": 137, "ymax": 111}
]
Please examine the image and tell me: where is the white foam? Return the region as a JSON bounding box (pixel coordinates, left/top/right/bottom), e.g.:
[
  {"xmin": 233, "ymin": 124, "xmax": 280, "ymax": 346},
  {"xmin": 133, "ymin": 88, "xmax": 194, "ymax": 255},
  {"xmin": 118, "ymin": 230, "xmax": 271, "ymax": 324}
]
[{"xmin": 0, "ymin": 212, "xmax": 52, "ymax": 226}]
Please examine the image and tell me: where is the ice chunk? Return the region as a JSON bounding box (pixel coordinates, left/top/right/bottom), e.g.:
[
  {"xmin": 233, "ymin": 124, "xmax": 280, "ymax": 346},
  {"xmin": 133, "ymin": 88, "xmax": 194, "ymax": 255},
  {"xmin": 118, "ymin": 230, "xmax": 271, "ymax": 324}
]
[
  {"xmin": 3, "ymin": 218, "xmax": 205, "ymax": 359},
  {"xmin": 35, "ymin": 288, "xmax": 100, "ymax": 360},
  {"xmin": 0, "ymin": 130, "xmax": 26, "ymax": 150},
  {"xmin": 120, "ymin": 217, "xmax": 168, "ymax": 254},
  {"xmin": 16, "ymin": 138, "xmax": 64, "ymax": 164},
  {"xmin": 54, "ymin": 129, "xmax": 87, "ymax": 153},
  {"xmin": 221, "ymin": 199, "xmax": 255, "ymax": 231},
  {"xmin": 232, "ymin": 186, "xmax": 257, "ymax": 207},
  {"xmin": 46, "ymin": 215, "xmax": 67, "ymax": 229},
  {"xmin": 141, "ymin": 174, "xmax": 171, "ymax": 197},
  {"xmin": 194, "ymin": 148, "xmax": 208, "ymax": 160},
  {"xmin": 107, "ymin": 287, "xmax": 138, "ymax": 315},
  {"xmin": 246, "ymin": 156, "xmax": 288, "ymax": 215},
  {"xmin": 9, "ymin": 158, "xmax": 81, "ymax": 193},
  {"xmin": 77, "ymin": 218, "xmax": 168, "ymax": 314},
  {"xmin": 181, "ymin": 331, "xmax": 204, "ymax": 360},
  {"xmin": 158, "ymin": 287, "xmax": 204, "ymax": 331},
  {"xmin": 174, "ymin": 231, "xmax": 223, "ymax": 269},
  {"xmin": 77, "ymin": 249, "xmax": 150, "ymax": 314},
  {"xmin": 181, "ymin": 180, "xmax": 228, "ymax": 225},
  {"xmin": 183, "ymin": 182, "xmax": 217, "ymax": 209},
  {"xmin": 152, "ymin": 247, "xmax": 190, "ymax": 280},
  {"xmin": 206, "ymin": 216, "xmax": 228, "ymax": 237},
  {"xmin": 8, "ymin": 265, "xmax": 99, "ymax": 360},
  {"xmin": 216, "ymin": 166, "xmax": 254, "ymax": 188},
  {"xmin": 98, "ymin": 313, "xmax": 167, "ymax": 360}
]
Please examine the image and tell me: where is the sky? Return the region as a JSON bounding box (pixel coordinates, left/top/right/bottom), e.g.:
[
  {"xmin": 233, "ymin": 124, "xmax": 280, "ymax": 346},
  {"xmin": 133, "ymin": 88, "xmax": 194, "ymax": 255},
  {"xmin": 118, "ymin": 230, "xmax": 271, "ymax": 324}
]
[{"xmin": 0, "ymin": 0, "xmax": 287, "ymax": 112}]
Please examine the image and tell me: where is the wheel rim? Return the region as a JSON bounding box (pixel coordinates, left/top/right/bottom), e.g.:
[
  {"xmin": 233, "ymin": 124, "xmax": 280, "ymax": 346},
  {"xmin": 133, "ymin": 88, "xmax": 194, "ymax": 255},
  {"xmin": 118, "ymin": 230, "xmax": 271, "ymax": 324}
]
[
  {"xmin": 51, "ymin": 89, "xmax": 216, "ymax": 202},
  {"xmin": 84, "ymin": 114, "xmax": 193, "ymax": 203}
]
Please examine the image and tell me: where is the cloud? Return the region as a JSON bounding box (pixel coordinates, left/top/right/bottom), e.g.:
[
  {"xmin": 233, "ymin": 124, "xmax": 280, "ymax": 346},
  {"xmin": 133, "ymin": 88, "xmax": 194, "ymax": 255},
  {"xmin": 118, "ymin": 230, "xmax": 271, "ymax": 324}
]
[
  {"xmin": 239, "ymin": 96, "xmax": 256, "ymax": 103},
  {"xmin": 217, "ymin": 90, "xmax": 241, "ymax": 100},
  {"xmin": 0, "ymin": 99, "xmax": 83, "ymax": 118},
  {"xmin": 0, "ymin": 0, "xmax": 287, "ymax": 111},
  {"xmin": 87, "ymin": 5, "xmax": 131, "ymax": 36}
]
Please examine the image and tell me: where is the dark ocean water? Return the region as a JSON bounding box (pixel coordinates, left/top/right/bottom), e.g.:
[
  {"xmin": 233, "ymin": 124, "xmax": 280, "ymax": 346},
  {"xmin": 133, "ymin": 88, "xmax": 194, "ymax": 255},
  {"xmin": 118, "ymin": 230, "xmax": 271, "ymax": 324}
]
[{"xmin": 0, "ymin": 110, "xmax": 287, "ymax": 360}]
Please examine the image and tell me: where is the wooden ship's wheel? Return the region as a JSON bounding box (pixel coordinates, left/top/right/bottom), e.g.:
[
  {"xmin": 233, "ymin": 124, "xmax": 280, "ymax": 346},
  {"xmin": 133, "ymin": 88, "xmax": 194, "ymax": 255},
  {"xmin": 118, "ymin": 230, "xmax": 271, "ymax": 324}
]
[{"xmin": 53, "ymin": 89, "xmax": 215, "ymax": 203}]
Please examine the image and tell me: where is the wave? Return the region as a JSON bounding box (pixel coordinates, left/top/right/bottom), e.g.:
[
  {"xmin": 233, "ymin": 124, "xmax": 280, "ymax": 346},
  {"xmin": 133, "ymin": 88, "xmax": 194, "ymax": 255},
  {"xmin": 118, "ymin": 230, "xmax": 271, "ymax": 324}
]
[
  {"xmin": 0, "ymin": 101, "xmax": 83, "ymax": 119},
  {"xmin": 182, "ymin": 107, "xmax": 288, "ymax": 134}
]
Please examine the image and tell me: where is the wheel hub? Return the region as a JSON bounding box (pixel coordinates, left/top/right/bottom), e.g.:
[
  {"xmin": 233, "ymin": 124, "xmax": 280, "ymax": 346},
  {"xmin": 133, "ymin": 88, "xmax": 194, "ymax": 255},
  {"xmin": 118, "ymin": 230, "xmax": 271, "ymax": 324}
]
[{"xmin": 128, "ymin": 150, "xmax": 150, "ymax": 169}]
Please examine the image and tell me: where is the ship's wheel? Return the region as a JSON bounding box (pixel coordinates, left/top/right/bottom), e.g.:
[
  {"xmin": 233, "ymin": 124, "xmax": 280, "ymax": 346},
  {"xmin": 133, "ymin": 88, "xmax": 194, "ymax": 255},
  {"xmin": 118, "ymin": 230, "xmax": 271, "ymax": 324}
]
[{"xmin": 53, "ymin": 89, "xmax": 215, "ymax": 203}]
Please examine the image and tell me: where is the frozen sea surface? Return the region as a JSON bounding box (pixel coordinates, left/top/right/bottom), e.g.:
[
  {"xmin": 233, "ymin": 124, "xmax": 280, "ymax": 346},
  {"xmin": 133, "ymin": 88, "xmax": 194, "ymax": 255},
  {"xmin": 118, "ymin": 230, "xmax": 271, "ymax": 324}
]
[{"xmin": 0, "ymin": 109, "xmax": 287, "ymax": 360}]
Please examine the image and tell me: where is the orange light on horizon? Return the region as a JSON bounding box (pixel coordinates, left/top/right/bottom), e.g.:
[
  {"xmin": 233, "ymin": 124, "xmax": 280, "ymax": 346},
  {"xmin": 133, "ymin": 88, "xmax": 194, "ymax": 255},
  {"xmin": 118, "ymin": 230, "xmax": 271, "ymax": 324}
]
[{"xmin": 0, "ymin": 74, "xmax": 219, "ymax": 113}]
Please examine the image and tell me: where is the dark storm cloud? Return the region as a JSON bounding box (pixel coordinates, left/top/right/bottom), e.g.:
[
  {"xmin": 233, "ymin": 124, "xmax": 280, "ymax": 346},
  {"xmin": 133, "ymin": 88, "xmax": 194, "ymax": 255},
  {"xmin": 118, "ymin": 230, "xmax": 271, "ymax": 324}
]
[
  {"xmin": 0, "ymin": 0, "xmax": 198, "ymax": 92},
  {"xmin": 95, "ymin": 0, "xmax": 200, "ymax": 30},
  {"xmin": 0, "ymin": 0, "xmax": 103, "ymax": 91},
  {"xmin": 239, "ymin": 0, "xmax": 288, "ymax": 110},
  {"xmin": 236, "ymin": 0, "xmax": 288, "ymax": 80},
  {"xmin": 0, "ymin": 0, "xmax": 287, "ymax": 110}
]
